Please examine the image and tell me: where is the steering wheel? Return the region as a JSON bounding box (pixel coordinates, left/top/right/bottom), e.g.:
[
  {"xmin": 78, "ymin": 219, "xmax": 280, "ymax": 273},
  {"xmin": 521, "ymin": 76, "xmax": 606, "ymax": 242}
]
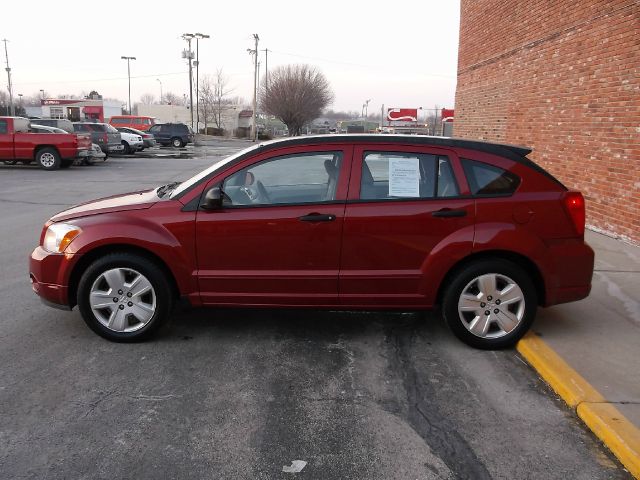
[
  {"xmin": 256, "ymin": 180, "xmax": 272, "ymax": 204},
  {"xmin": 239, "ymin": 186, "xmax": 259, "ymax": 203}
]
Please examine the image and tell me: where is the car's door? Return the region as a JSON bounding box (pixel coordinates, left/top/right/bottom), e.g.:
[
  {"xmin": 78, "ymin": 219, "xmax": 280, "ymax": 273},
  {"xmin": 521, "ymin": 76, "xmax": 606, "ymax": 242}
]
[
  {"xmin": 148, "ymin": 124, "xmax": 164, "ymax": 143},
  {"xmin": 0, "ymin": 119, "xmax": 13, "ymax": 159},
  {"xmin": 339, "ymin": 144, "xmax": 475, "ymax": 307},
  {"xmin": 195, "ymin": 145, "xmax": 353, "ymax": 305}
]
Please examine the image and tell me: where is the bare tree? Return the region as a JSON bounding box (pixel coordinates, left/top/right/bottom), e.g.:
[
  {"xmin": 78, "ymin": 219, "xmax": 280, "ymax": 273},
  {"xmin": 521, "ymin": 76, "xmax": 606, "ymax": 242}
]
[
  {"xmin": 163, "ymin": 92, "xmax": 183, "ymax": 106},
  {"xmin": 139, "ymin": 93, "xmax": 156, "ymax": 105},
  {"xmin": 199, "ymin": 69, "xmax": 235, "ymax": 131},
  {"xmin": 260, "ymin": 64, "xmax": 334, "ymax": 136}
]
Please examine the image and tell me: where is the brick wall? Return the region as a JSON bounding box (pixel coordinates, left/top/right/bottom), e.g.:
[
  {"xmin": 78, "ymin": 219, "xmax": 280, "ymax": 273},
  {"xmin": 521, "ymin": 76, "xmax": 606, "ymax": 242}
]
[{"xmin": 454, "ymin": 0, "xmax": 639, "ymax": 243}]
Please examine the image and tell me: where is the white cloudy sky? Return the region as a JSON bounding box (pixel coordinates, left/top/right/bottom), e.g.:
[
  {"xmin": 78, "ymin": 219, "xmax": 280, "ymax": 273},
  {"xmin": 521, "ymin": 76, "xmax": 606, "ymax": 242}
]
[{"xmin": 3, "ymin": 0, "xmax": 460, "ymax": 113}]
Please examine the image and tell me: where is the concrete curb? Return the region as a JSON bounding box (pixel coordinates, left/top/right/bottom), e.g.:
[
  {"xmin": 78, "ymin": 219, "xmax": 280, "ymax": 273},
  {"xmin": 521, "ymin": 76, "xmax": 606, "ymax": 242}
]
[{"xmin": 517, "ymin": 332, "xmax": 640, "ymax": 478}]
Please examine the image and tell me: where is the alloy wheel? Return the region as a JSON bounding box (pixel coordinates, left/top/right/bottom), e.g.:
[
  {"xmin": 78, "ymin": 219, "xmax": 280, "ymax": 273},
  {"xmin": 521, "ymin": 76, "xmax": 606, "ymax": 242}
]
[
  {"xmin": 457, "ymin": 273, "xmax": 525, "ymax": 339},
  {"xmin": 89, "ymin": 267, "xmax": 157, "ymax": 333}
]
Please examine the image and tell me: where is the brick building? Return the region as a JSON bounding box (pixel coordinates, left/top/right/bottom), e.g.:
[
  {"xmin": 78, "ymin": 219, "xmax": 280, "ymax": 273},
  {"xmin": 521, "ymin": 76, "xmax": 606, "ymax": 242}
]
[{"xmin": 454, "ymin": 0, "xmax": 639, "ymax": 243}]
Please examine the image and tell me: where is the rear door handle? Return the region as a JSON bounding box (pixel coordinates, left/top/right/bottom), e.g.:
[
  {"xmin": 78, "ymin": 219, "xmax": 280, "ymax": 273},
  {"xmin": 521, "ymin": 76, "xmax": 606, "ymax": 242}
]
[
  {"xmin": 299, "ymin": 213, "xmax": 336, "ymax": 222},
  {"xmin": 432, "ymin": 209, "xmax": 467, "ymax": 218}
]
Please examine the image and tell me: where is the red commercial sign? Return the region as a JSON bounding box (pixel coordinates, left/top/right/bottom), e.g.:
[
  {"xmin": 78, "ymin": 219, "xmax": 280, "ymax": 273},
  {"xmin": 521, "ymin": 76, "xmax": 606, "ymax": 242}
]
[
  {"xmin": 387, "ymin": 108, "xmax": 418, "ymax": 122},
  {"xmin": 441, "ymin": 108, "xmax": 454, "ymax": 122},
  {"xmin": 41, "ymin": 99, "xmax": 79, "ymax": 106}
]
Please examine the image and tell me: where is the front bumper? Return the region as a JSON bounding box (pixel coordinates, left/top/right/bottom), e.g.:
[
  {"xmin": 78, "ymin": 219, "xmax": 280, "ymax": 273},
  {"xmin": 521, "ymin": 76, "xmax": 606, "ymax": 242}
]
[{"xmin": 29, "ymin": 246, "xmax": 75, "ymax": 309}]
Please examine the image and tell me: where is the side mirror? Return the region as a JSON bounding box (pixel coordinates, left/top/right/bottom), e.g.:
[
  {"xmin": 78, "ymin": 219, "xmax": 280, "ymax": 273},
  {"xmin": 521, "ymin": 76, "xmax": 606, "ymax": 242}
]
[{"xmin": 200, "ymin": 187, "xmax": 223, "ymax": 210}]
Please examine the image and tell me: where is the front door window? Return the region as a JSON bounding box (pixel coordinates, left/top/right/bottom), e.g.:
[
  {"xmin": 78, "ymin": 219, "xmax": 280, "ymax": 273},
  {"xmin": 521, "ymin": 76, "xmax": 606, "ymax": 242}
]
[{"xmin": 222, "ymin": 152, "xmax": 343, "ymax": 206}]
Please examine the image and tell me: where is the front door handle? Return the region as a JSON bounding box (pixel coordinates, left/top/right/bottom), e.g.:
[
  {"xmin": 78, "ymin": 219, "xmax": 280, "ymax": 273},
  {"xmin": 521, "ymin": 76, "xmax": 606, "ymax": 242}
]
[
  {"xmin": 299, "ymin": 213, "xmax": 336, "ymax": 222},
  {"xmin": 432, "ymin": 209, "xmax": 467, "ymax": 218}
]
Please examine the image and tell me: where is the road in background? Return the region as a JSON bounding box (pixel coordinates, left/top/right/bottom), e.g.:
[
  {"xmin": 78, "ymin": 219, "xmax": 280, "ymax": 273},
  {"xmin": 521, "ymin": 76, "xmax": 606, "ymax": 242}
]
[{"xmin": 0, "ymin": 144, "xmax": 630, "ymax": 479}]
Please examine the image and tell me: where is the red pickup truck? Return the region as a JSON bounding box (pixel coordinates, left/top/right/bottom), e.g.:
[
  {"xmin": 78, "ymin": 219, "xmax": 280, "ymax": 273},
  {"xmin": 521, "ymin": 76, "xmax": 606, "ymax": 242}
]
[{"xmin": 0, "ymin": 116, "xmax": 91, "ymax": 170}]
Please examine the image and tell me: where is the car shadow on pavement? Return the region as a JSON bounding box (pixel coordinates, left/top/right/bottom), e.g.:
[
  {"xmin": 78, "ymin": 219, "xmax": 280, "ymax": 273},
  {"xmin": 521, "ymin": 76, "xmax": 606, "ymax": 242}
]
[{"xmin": 164, "ymin": 307, "xmax": 438, "ymax": 343}]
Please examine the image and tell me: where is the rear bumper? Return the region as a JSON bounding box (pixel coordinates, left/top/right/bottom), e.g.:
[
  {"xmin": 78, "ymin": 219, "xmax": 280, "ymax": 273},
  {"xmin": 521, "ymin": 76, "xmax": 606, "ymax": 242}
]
[
  {"xmin": 543, "ymin": 239, "xmax": 595, "ymax": 307},
  {"xmin": 29, "ymin": 246, "xmax": 75, "ymax": 308}
]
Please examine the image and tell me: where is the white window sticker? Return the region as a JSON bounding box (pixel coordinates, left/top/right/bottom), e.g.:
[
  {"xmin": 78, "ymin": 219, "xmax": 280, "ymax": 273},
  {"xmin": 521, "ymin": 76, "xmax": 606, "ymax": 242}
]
[{"xmin": 389, "ymin": 157, "xmax": 420, "ymax": 197}]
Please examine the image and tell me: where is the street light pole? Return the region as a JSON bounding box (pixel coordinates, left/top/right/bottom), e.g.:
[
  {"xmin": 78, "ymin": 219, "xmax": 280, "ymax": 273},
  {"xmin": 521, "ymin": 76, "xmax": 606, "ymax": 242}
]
[
  {"xmin": 156, "ymin": 78, "xmax": 163, "ymax": 104},
  {"xmin": 182, "ymin": 34, "xmax": 195, "ymax": 129},
  {"xmin": 2, "ymin": 39, "xmax": 14, "ymax": 116},
  {"xmin": 121, "ymin": 56, "xmax": 136, "ymax": 114},
  {"xmin": 194, "ymin": 33, "xmax": 209, "ymax": 133},
  {"xmin": 250, "ymin": 34, "xmax": 259, "ymax": 141},
  {"xmin": 363, "ymin": 99, "xmax": 371, "ymax": 132}
]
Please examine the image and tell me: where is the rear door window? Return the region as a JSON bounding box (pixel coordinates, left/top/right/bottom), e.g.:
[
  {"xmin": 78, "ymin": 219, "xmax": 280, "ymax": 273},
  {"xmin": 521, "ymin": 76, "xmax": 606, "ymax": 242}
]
[
  {"xmin": 360, "ymin": 152, "xmax": 459, "ymax": 200},
  {"xmin": 461, "ymin": 159, "xmax": 520, "ymax": 195}
]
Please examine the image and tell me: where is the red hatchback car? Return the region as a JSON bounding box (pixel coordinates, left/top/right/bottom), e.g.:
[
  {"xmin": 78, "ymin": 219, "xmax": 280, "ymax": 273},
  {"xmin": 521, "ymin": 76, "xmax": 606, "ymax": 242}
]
[{"xmin": 29, "ymin": 135, "xmax": 594, "ymax": 348}]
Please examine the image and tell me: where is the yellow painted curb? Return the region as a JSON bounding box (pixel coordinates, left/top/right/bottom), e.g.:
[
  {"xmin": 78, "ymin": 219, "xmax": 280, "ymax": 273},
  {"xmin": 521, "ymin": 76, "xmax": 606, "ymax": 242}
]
[
  {"xmin": 516, "ymin": 332, "xmax": 605, "ymax": 407},
  {"xmin": 517, "ymin": 332, "xmax": 640, "ymax": 479},
  {"xmin": 578, "ymin": 403, "xmax": 640, "ymax": 478}
]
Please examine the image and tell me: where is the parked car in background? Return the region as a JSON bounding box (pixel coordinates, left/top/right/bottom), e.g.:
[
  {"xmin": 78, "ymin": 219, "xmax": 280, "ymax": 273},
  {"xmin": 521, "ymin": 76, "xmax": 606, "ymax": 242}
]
[
  {"xmin": 115, "ymin": 127, "xmax": 156, "ymax": 150},
  {"xmin": 29, "ymin": 135, "xmax": 594, "ymax": 346},
  {"xmin": 29, "ymin": 118, "xmax": 75, "ymax": 133},
  {"xmin": 0, "ymin": 116, "xmax": 90, "ymax": 169},
  {"xmin": 73, "ymin": 122, "xmax": 123, "ymax": 156},
  {"xmin": 109, "ymin": 115, "xmax": 155, "ymax": 132},
  {"xmin": 148, "ymin": 123, "xmax": 194, "ymax": 148},
  {"xmin": 30, "ymin": 124, "xmax": 100, "ymax": 165},
  {"xmin": 118, "ymin": 130, "xmax": 144, "ymax": 154}
]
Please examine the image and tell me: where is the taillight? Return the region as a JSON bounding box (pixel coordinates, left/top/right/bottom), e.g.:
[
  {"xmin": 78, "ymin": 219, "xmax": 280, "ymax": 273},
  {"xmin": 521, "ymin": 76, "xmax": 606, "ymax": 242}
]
[{"xmin": 563, "ymin": 191, "xmax": 585, "ymax": 236}]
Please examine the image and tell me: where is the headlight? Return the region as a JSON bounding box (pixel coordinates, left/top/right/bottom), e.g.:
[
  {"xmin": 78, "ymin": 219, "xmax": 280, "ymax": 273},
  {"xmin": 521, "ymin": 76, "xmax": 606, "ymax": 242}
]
[{"xmin": 43, "ymin": 223, "xmax": 82, "ymax": 253}]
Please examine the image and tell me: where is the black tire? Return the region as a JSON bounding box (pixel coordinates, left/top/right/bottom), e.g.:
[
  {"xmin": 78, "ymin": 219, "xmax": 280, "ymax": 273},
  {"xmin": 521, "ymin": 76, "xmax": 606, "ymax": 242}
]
[
  {"xmin": 77, "ymin": 253, "xmax": 174, "ymax": 342},
  {"xmin": 442, "ymin": 258, "xmax": 537, "ymax": 349},
  {"xmin": 121, "ymin": 141, "xmax": 131, "ymax": 154},
  {"xmin": 171, "ymin": 137, "xmax": 184, "ymax": 148},
  {"xmin": 36, "ymin": 147, "xmax": 61, "ymax": 170}
]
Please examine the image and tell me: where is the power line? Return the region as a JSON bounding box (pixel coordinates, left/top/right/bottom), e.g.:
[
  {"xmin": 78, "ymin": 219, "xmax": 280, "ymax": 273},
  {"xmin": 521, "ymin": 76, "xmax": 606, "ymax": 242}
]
[
  {"xmin": 13, "ymin": 71, "xmax": 188, "ymax": 87},
  {"xmin": 269, "ymin": 49, "xmax": 455, "ymax": 78}
]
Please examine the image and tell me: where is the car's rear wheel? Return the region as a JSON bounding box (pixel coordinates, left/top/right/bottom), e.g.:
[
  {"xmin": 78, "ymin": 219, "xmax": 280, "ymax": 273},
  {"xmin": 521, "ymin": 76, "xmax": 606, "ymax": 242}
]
[
  {"xmin": 171, "ymin": 137, "xmax": 184, "ymax": 148},
  {"xmin": 442, "ymin": 259, "xmax": 537, "ymax": 349},
  {"xmin": 36, "ymin": 147, "xmax": 61, "ymax": 170},
  {"xmin": 77, "ymin": 253, "xmax": 173, "ymax": 342},
  {"xmin": 121, "ymin": 141, "xmax": 131, "ymax": 154}
]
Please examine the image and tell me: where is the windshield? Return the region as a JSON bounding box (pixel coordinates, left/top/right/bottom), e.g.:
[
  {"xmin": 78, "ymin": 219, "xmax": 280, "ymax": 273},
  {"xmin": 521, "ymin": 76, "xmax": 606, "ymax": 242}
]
[{"xmin": 170, "ymin": 143, "xmax": 262, "ymax": 199}]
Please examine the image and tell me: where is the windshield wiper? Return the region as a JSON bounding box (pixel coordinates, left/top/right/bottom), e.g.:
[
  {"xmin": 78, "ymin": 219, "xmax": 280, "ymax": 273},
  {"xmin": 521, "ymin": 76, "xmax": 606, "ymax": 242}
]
[{"xmin": 156, "ymin": 182, "xmax": 181, "ymax": 198}]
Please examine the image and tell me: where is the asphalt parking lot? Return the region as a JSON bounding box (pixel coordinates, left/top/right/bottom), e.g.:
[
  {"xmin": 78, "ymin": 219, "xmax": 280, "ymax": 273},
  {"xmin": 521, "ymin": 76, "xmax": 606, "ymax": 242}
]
[{"xmin": 0, "ymin": 143, "xmax": 631, "ymax": 479}]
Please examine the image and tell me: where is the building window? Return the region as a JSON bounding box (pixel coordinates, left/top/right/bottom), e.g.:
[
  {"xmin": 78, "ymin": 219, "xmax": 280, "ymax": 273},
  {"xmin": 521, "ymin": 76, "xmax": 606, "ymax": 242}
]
[{"xmin": 50, "ymin": 107, "xmax": 64, "ymax": 119}]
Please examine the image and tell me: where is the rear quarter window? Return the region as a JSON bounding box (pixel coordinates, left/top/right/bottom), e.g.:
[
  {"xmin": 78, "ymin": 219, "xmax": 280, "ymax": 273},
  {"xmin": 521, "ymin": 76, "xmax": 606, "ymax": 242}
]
[{"xmin": 462, "ymin": 158, "xmax": 520, "ymax": 196}]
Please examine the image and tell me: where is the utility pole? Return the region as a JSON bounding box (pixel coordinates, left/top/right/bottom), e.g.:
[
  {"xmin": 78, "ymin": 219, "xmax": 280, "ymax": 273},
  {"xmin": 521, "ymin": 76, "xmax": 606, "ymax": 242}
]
[
  {"xmin": 156, "ymin": 78, "xmax": 163, "ymax": 104},
  {"xmin": 3, "ymin": 39, "xmax": 14, "ymax": 116},
  {"xmin": 182, "ymin": 33, "xmax": 195, "ymax": 129},
  {"xmin": 121, "ymin": 56, "xmax": 136, "ymax": 114},
  {"xmin": 194, "ymin": 33, "xmax": 209, "ymax": 133},
  {"xmin": 250, "ymin": 34, "xmax": 259, "ymax": 141}
]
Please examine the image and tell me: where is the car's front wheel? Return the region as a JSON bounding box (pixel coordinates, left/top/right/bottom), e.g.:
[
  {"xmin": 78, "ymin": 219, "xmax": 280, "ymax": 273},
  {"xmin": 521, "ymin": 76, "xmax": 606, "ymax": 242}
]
[
  {"xmin": 77, "ymin": 253, "xmax": 173, "ymax": 342},
  {"xmin": 442, "ymin": 259, "xmax": 537, "ymax": 349}
]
